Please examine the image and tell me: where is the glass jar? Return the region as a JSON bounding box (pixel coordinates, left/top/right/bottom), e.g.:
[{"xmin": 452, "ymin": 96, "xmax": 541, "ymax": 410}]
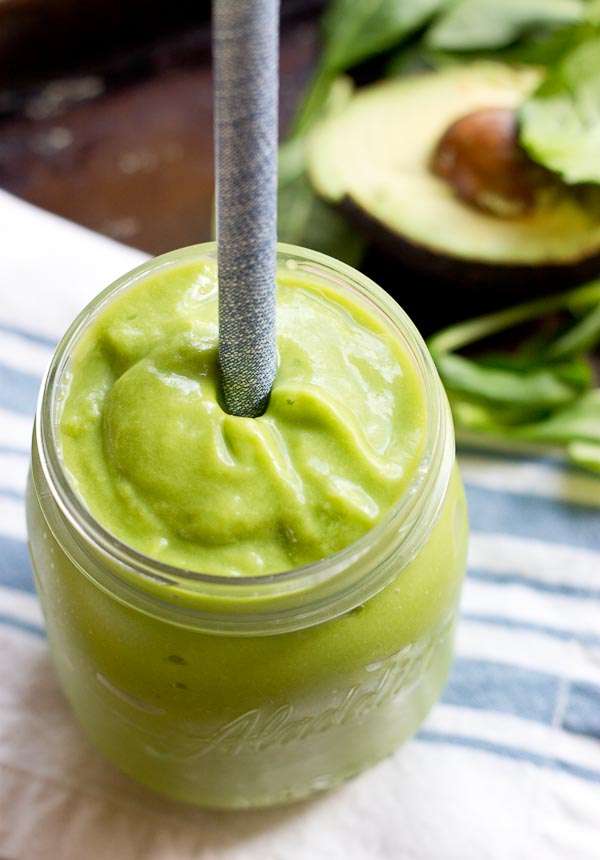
[{"xmin": 27, "ymin": 243, "xmax": 468, "ymax": 809}]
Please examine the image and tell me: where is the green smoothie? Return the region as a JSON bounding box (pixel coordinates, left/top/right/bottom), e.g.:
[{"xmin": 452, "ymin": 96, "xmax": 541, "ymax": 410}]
[
  {"xmin": 27, "ymin": 244, "xmax": 468, "ymax": 807},
  {"xmin": 59, "ymin": 258, "xmax": 426, "ymax": 576}
]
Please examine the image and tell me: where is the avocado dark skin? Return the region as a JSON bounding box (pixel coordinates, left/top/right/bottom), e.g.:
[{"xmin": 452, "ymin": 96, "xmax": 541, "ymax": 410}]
[{"xmin": 345, "ymin": 193, "xmax": 600, "ymax": 300}]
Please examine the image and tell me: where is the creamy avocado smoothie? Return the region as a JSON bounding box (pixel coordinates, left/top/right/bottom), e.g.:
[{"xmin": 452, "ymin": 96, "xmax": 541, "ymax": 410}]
[{"xmin": 27, "ymin": 244, "xmax": 467, "ymax": 807}]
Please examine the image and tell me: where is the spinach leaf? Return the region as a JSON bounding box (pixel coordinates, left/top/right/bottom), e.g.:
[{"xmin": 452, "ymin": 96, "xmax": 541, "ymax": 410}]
[
  {"xmin": 412, "ymin": 21, "xmax": 583, "ymax": 69},
  {"xmin": 545, "ymin": 301, "xmax": 600, "ymax": 357},
  {"xmin": 516, "ymin": 389, "xmax": 600, "ymax": 471},
  {"xmin": 291, "ymin": 65, "xmax": 339, "ymax": 137},
  {"xmin": 428, "ymin": 281, "xmax": 600, "ymax": 472},
  {"xmin": 293, "ymin": 0, "xmax": 448, "ymax": 134},
  {"xmin": 434, "ymin": 351, "xmax": 590, "ymax": 418},
  {"xmin": 517, "ymin": 390, "xmax": 600, "ymax": 444},
  {"xmin": 386, "ymin": 43, "xmax": 440, "ymax": 77},
  {"xmin": 428, "ymin": 281, "xmax": 600, "ymax": 353},
  {"xmin": 568, "ymin": 440, "xmax": 600, "ymax": 472},
  {"xmin": 519, "ymin": 29, "xmax": 600, "ymax": 183},
  {"xmin": 322, "ymin": 0, "xmax": 448, "ymax": 72},
  {"xmin": 427, "ymin": 0, "xmax": 584, "ymax": 51},
  {"xmin": 278, "ymin": 136, "xmax": 365, "ymax": 267},
  {"xmin": 451, "ymin": 394, "xmax": 600, "ymax": 473}
]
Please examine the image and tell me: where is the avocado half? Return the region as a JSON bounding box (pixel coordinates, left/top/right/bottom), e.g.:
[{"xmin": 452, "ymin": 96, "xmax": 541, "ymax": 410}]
[{"xmin": 306, "ymin": 63, "xmax": 600, "ymax": 294}]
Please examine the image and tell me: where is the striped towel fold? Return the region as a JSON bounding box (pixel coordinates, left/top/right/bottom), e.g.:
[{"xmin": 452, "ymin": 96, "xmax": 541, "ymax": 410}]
[{"xmin": 0, "ymin": 190, "xmax": 598, "ymax": 860}]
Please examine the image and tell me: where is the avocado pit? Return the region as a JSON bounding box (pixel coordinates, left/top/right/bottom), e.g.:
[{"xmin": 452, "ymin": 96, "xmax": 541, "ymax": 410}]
[{"xmin": 431, "ymin": 107, "xmax": 547, "ymax": 217}]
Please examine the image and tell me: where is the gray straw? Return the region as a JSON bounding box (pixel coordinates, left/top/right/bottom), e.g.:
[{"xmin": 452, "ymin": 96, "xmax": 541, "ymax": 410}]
[{"xmin": 214, "ymin": 0, "xmax": 279, "ymax": 417}]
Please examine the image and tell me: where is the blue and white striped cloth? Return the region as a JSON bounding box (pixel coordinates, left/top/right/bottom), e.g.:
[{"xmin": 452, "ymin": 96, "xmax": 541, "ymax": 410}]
[{"xmin": 0, "ymin": 190, "xmax": 598, "ymax": 860}]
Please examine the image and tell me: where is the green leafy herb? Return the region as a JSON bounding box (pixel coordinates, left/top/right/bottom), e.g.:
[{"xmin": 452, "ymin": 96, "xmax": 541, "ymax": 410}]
[
  {"xmin": 293, "ymin": 0, "xmax": 448, "ymax": 134},
  {"xmin": 516, "ymin": 389, "xmax": 600, "ymax": 444},
  {"xmin": 278, "ymin": 137, "xmax": 365, "ymax": 267},
  {"xmin": 428, "ymin": 282, "xmax": 600, "ymax": 354},
  {"xmin": 278, "ymin": 79, "xmax": 365, "ymax": 266},
  {"xmin": 290, "ymin": 66, "xmax": 339, "ymax": 138},
  {"xmin": 426, "ymin": 0, "xmax": 584, "ymax": 51},
  {"xmin": 403, "ymin": 19, "xmax": 583, "ymax": 70},
  {"xmin": 519, "ymin": 29, "xmax": 600, "ymax": 183},
  {"xmin": 568, "ymin": 439, "xmax": 600, "ymax": 472},
  {"xmin": 322, "ymin": 0, "xmax": 448, "ymax": 72},
  {"xmin": 428, "ymin": 282, "xmax": 600, "ymax": 473},
  {"xmin": 545, "ymin": 301, "xmax": 600, "ymax": 357},
  {"xmin": 434, "ymin": 352, "xmax": 591, "ymax": 424}
]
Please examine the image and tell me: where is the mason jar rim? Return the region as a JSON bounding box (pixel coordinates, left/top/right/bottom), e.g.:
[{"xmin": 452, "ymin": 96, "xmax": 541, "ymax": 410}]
[{"xmin": 33, "ymin": 242, "xmax": 454, "ymax": 634}]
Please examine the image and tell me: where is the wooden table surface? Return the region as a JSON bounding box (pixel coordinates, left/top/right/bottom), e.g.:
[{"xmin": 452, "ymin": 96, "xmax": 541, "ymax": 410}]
[{"xmin": 0, "ymin": 4, "xmax": 321, "ymax": 256}]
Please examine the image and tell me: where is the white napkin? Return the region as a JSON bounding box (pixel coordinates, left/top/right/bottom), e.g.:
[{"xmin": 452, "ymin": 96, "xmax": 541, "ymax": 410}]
[{"xmin": 1, "ymin": 190, "xmax": 599, "ymax": 860}]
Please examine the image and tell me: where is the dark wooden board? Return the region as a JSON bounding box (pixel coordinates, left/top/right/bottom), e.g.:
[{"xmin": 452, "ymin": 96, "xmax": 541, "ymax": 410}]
[{"xmin": 0, "ymin": 7, "xmax": 321, "ymax": 255}]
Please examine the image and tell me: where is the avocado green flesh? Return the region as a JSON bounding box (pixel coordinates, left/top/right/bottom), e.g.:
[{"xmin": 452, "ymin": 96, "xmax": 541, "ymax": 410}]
[
  {"xmin": 58, "ymin": 260, "xmax": 427, "ymax": 576},
  {"xmin": 307, "ymin": 62, "xmax": 600, "ymax": 267}
]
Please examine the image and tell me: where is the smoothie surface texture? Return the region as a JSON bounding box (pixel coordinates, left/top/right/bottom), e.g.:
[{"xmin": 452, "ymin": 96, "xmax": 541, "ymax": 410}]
[{"xmin": 59, "ymin": 260, "xmax": 427, "ymax": 575}]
